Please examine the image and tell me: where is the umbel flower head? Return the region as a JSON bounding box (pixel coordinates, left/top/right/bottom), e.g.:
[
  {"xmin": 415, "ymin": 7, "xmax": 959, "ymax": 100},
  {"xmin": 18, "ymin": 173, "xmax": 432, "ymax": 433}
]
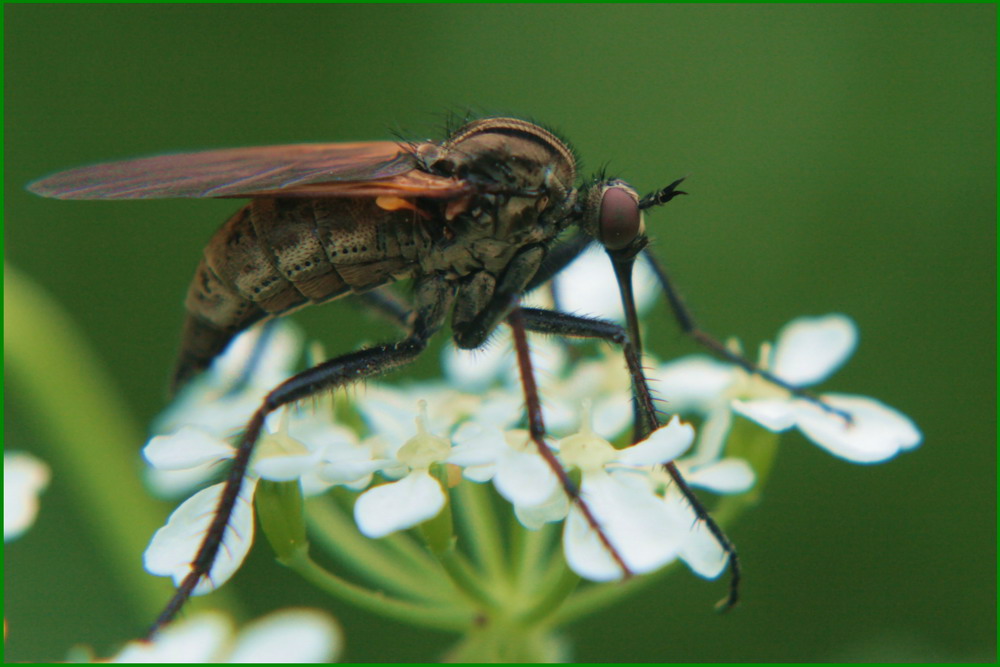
[{"xmin": 139, "ymin": 247, "xmax": 921, "ymax": 661}]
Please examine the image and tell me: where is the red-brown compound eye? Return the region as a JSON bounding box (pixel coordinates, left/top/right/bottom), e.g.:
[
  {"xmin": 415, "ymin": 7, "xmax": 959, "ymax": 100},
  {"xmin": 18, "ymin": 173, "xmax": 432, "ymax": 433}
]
[{"xmin": 599, "ymin": 186, "xmax": 642, "ymax": 250}]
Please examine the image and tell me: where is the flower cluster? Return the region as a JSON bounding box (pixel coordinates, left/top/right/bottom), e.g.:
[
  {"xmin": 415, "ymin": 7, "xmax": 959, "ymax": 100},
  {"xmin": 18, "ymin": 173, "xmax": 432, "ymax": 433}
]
[{"xmin": 140, "ymin": 246, "xmax": 922, "ymax": 639}]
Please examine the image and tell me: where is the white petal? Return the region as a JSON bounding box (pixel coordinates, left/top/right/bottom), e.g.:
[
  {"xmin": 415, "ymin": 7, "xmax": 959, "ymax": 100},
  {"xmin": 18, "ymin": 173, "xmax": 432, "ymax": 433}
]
[
  {"xmin": 228, "ymin": 609, "xmax": 342, "ymax": 663},
  {"xmin": 731, "ymin": 398, "xmax": 798, "ymax": 431},
  {"xmin": 617, "ymin": 416, "xmax": 694, "ymax": 467},
  {"xmin": 213, "ymin": 322, "xmax": 302, "ymax": 390},
  {"xmin": 651, "ymin": 356, "xmax": 737, "ymax": 414},
  {"xmin": 458, "ymin": 463, "xmax": 495, "ymax": 483},
  {"xmin": 563, "ymin": 470, "xmax": 680, "ymax": 581},
  {"xmin": 153, "ymin": 390, "xmax": 263, "ymax": 442},
  {"xmin": 664, "ymin": 496, "xmax": 729, "ymax": 579},
  {"xmin": 143, "ymin": 427, "xmax": 235, "ymax": 471},
  {"xmin": 687, "ymin": 458, "xmax": 756, "ymax": 494},
  {"xmin": 353, "ymin": 470, "xmax": 445, "ymax": 538},
  {"xmin": 514, "ymin": 491, "xmax": 570, "ymax": 529},
  {"xmin": 112, "ymin": 612, "xmax": 232, "ymax": 662},
  {"xmin": 690, "ymin": 407, "xmax": 733, "ymax": 464},
  {"xmin": 4, "ymin": 452, "xmax": 50, "ymax": 541},
  {"xmin": 252, "ymin": 452, "xmax": 322, "ymax": 482},
  {"xmin": 447, "ymin": 422, "xmax": 508, "ymax": 468},
  {"xmin": 792, "ymin": 394, "xmax": 922, "ymax": 463},
  {"xmin": 552, "ymin": 245, "xmax": 658, "ymax": 321},
  {"xmin": 591, "ymin": 395, "xmax": 633, "ymax": 440},
  {"xmin": 144, "ymin": 479, "xmax": 257, "ymax": 595},
  {"xmin": 315, "ymin": 458, "xmax": 386, "ymax": 486},
  {"xmin": 494, "ymin": 449, "xmax": 560, "ymax": 507},
  {"xmin": 772, "ymin": 314, "xmax": 857, "ymax": 386}
]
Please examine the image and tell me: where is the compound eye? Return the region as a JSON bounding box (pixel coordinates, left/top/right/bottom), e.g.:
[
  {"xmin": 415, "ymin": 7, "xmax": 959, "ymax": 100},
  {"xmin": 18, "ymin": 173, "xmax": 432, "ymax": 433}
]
[{"xmin": 599, "ymin": 186, "xmax": 642, "ymax": 250}]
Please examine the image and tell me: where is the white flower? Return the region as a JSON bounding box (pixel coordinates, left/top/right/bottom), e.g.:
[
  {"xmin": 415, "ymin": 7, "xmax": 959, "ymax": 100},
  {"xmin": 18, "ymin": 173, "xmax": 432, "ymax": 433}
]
[
  {"xmin": 143, "ymin": 405, "xmax": 376, "ymax": 593},
  {"xmin": 442, "ymin": 244, "xmax": 656, "ymax": 435},
  {"xmin": 111, "ymin": 608, "xmax": 341, "ymax": 663},
  {"xmin": 154, "ymin": 323, "xmax": 303, "ymax": 438},
  {"xmin": 652, "ymin": 314, "xmax": 922, "ymax": 463},
  {"xmin": 4, "ymin": 451, "xmax": 50, "ymax": 541},
  {"xmin": 449, "ymin": 424, "xmax": 562, "ymax": 512},
  {"xmin": 558, "ymin": 410, "xmax": 697, "ymax": 581},
  {"xmin": 353, "ymin": 401, "xmax": 453, "ymax": 538},
  {"xmin": 147, "ymin": 323, "xmax": 303, "ymax": 498}
]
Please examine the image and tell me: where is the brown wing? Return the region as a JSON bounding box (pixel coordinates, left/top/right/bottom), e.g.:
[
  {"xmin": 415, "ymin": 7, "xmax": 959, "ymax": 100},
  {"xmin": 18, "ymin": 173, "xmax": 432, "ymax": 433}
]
[{"xmin": 27, "ymin": 142, "xmax": 469, "ymax": 200}]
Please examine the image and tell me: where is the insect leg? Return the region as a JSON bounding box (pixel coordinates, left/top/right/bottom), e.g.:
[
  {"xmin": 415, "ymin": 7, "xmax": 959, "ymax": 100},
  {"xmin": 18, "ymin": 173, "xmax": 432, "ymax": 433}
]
[
  {"xmin": 148, "ymin": 276, "xmax": 453, "ymax": 638},
  {"xmin": 506, "ymin": 307, "xmax": 633, "ymax": 579},
  {"xmin": 518, "ymin": 306, "xmax": 740, "ymax": 610},
  {"xmin": 642, "ymin": 249, "xmax": 849, "ymax": 421}
]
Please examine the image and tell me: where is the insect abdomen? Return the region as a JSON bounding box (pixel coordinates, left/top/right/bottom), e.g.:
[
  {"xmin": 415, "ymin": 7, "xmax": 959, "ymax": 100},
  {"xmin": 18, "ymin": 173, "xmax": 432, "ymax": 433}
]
[{"xmin": 172, "ymin": 198, "xmax": 416, "ymax": 391}]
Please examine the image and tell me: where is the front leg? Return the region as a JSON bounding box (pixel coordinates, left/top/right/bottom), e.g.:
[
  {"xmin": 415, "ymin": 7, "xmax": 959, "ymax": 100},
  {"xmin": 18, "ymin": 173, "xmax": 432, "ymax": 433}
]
[{"xmin": 148, "ymin": 274, "xmax": 453, "ymax": 637}]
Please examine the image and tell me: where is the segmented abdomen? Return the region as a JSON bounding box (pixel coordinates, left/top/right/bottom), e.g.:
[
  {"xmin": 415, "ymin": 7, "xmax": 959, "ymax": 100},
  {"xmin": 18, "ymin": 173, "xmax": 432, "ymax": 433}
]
[{"xmin": 171, "ymin": 198, "xmax": 417, "ymax": 392}]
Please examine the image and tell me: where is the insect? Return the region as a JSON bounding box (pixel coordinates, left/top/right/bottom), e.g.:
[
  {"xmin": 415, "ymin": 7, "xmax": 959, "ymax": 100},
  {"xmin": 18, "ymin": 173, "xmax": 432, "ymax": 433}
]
[{"xmin": 29, "ymin": 116, "xmax": 814, "ymax": 636}]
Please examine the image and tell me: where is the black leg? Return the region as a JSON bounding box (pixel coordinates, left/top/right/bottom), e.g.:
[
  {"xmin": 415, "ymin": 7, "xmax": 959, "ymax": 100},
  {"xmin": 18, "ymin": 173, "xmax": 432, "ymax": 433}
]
[
  {"xmin": 506, "ymin": 307, "xmax": 632, "ymax": 578},
  {"xmin": 148, "ymin": 276, "xmax": 453, "ymax": 638},
  {"xmin": 518, "ymin": 306, "xmax": 740, "ymax": 610},
  {"xmin": 642, "ymin": 249, "xmax": 850, "ymax": 422}
]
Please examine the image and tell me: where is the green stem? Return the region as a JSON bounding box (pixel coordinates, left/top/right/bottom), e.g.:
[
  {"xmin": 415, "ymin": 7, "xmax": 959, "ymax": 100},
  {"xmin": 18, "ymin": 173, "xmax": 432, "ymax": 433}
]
[
  {"xmin": 451, "ymin": 480, "xmax": 507, "ymax": 583},
  {"xmin": 304, "ymin": 494, "xmax": 459, "ymax": 605},
  {"xmin": 435, "ymin": 547, "xmax": 500, "ymax": 610},
  {"xmin": 281, "ymin": 547, "xmax": 474, "ymax": 632},
  {"xmin": 521, "ymin": 557, "xmax": 580, "ymax": 626},
  {"xmin": 511, "ymin": 521, "xmax": 556, "ymax": 591}
]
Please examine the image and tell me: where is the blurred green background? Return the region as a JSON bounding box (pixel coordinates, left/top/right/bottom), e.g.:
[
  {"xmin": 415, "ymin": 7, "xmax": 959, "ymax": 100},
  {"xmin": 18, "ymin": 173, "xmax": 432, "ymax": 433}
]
[{"xmin": 4, "ymin": 4, "xmax": 995, "ymax": 662}]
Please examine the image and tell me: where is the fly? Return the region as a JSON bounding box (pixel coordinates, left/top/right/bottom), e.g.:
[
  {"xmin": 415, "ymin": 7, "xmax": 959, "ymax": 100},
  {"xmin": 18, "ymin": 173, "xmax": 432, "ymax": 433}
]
[{"xmin": 29, "ymin": 116, "xmax": 831, "ymax": 637}]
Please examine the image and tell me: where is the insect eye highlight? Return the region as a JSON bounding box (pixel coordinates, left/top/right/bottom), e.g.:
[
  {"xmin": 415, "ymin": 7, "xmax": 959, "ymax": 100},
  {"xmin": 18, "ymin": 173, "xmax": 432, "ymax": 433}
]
[{"xmin": 599, "ymin": 185, "xmax": 643, "ymax": 250}]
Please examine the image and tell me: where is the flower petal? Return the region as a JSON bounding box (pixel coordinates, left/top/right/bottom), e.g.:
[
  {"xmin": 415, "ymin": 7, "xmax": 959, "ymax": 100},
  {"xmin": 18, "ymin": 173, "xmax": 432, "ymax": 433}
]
[
  {"xmin": 687, "ymin": 457, "xmax": 756, "ymax": 494},
  {"xmin": 112, "ymin": 612, "xmax": 232, "ymax": 662},
  {"xmin": 552, "ymin": 245, "xmax": 658, "ymax": 321},
  {"xmin": 143, "ymin": 426, "xmax": 235, "ymax": 471},
  {"xmin": 353, "ymin": 470, "xmax": 445, "ymax": 538},
  {"xmin": 772, "ymin": 314, "xmax": 857, "ymax": 386},
  {"xmin": 665, "ymin": 497, "xmax": 729, "ymax": 579},
  {"xmin": 651, "ymin": 356, "xmax": 738, "ymax": 414},
  {"xmin": 494, "ymin": 449, "xmax": 560, "ymax": 508},
  {"xmin": 514, "ymin": 491, "xmax": 570, "ymax": 530},
  {"xmin": 793, "ymin": 394, "xmax": 922, "ymax": 463},
  {"xmin": 616, "ymin": 416, "xmax": 694, "ymax": 467},
  {"xmin": 563, "ymin": 470, "xmax": 680, "ymax": 581},
  {"xmin": 253, "ymin": 452, "xmax": 323, "ymax": 482},
  {"xmin": 144, "ymin": 479, "xmax": 257, "ymax": 595},
  {"xmin": 690, "ymin": 407, "xmax": 733, "ymax": 464},
  {"xmin": 731, "ymin": 398, "xmax": 798, "ymax": 432},
  {"xmin": 228, "ymin": 609, "xmax": 343, "ymax": 663},
  {"xmin": 4, "ymin": 452, "xmax": 50, "ymax": 541},
  {"xmin": 448, "ymin": 422, "xmax": 508, "ymax": 468}
]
